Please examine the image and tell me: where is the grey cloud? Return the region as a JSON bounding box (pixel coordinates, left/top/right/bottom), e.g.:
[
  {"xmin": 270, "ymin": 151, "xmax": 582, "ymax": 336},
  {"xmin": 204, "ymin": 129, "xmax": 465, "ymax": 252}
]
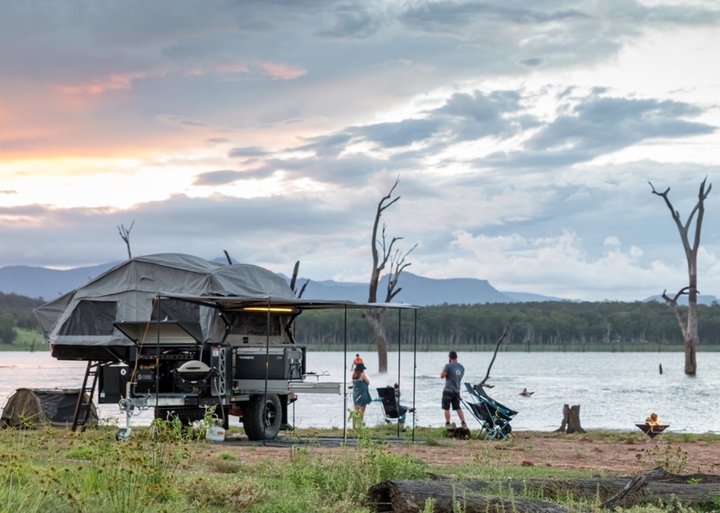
[
  {"xmin": 158, "ymin": 115, "xmax": 209, "ymax": 128},
  {"xmin": 193, "ymin": 170, "xmax": 244, "ymax": 186},
  {"xmin": 520, "ymin": 58, "xmax": 543, "ymax": 68},
  {"xmin": 296, "ymin": 133, "xmax": 353, "ymax": 158},
  {"xmin": 206, "ymin": 137, "xmax": 230, "ymax": 145},
  {"xmin": 0, "ymin": 192, "xmax": 368, "ymax": 269},
  {"xmin": 228, "ymin": 146, "xmax": 270, "ymax": 158},
  {"xmin": 266, "ymin": 154, "xmax": 385, "ymax": 187},
  {"xmin": 215, "ymin": 88, "xmax": 716, "ymax": 196},
  {"xmin": 315, "ymin": 3, "xmax": 383, "ymax": 38},
  {"xmin": 352, "ymin": 119, "xmax": 442, "ymax": 148},
  {"xmin": 306, "ymin": 90, "xmax": 529, "ymax": 156},
  {"xmin": 485, "ymin": 95, "xmax": 715, "ymax": 168},
  {"xmin": 401, "ymin": 1, "xmax": 588, "ymax": 29}
]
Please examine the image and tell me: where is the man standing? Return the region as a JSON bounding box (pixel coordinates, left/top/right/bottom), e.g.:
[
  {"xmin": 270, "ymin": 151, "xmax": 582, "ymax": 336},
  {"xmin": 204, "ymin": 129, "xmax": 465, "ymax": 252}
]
[{"xmin": 440, "ymin": 350, "xmax": 467, "ymax": 429}]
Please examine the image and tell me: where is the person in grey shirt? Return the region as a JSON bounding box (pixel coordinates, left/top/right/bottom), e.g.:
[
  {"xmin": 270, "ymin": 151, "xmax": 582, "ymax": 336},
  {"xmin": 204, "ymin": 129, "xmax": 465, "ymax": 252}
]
[{"xmin": 440, "ymin": 350, "xmax": 467, "ymax": 429}]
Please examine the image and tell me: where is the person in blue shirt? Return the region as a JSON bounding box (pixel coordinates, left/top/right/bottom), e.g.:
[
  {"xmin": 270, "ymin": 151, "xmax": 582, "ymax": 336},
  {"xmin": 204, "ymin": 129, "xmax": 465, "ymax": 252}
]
[
  {"xmin": 351, "ymin": 362, "xmax": 372, "ymax": 427},
  {"xmin": 440, "ymin": 350, "xmax": 467, "ymax": 429}
]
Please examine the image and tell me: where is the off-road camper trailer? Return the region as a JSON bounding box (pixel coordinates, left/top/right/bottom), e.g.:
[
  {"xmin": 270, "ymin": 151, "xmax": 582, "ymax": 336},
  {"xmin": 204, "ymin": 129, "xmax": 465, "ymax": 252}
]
[{"xmin": 34, "ymin": 253, "xmax": 344, "ymax": 440}]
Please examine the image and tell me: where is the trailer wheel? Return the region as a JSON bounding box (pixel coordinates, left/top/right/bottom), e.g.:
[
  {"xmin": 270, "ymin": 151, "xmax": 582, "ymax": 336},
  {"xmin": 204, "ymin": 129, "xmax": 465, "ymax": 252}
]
[{"xmin": 243, "ymin": 393, "xmax": 282, "ymax": 440}]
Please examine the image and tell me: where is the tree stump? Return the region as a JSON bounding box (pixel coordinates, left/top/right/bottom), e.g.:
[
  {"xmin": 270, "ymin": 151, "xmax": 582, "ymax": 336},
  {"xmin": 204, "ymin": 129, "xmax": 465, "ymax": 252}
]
[{"xmin": 554, "ymin": 404, "xmax": 585, "ymax": 433}]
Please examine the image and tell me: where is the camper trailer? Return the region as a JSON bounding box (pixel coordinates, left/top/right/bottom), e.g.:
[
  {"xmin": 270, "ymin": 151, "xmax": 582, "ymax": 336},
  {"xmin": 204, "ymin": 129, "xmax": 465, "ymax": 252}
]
[{"xmin": 34, "ymin": 253, "xmax": 345, "ymax": 440}]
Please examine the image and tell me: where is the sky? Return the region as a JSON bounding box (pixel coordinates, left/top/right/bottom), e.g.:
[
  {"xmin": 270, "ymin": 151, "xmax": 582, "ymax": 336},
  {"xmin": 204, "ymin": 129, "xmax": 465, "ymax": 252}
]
[{"xmin": 1, "ymin": 0, "xmax": 719, "ymax": 302}]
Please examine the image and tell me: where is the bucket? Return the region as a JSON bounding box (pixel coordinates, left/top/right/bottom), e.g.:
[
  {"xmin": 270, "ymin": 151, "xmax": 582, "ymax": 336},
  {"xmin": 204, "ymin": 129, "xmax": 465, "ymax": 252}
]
[{"xmin": 206, "ymin": 422, "xmax": 226, "ymax": 443}]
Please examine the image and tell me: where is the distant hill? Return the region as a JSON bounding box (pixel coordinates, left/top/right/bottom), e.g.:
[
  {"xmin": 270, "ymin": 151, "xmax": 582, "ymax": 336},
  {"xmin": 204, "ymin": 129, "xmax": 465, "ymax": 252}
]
[
  {"xmin": 0, "ymin": 263, "xmax": 117, "ymax": 301},
  {"xmin": 302, "ymin": 272, "xmax": 516, "ymax": 305},
  {"xmin": 502, "ymin": 291, "xmax": 566, "ymax": 302},
  {"xmin": 0, "ymin": 261, "xmax": 557, "ymax": 306},
  {"xmin": 643, "ymin": 294, "xmax": 718, "ymax": 306}
]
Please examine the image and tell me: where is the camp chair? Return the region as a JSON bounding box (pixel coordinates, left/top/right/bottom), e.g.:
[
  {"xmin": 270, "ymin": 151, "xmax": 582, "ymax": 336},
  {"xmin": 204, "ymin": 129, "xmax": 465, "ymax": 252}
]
[
  {"xmin": 376, "ymin": 386, "xmax": 413, "ymax": 427},
  {"xmin": 462, "ymin": 383, "xmax": 518, "ymax": 440},
  {"xmin": 636, "ymin": 422, "xmax": 669, "ymax": 441}
]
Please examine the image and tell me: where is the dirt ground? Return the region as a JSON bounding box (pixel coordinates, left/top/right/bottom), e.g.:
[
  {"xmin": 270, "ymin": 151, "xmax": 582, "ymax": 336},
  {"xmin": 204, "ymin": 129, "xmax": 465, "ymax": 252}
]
[
  {"xmin": 397, "ymin": 432, "xmax": 720, "ymax": 476},
  {"xmin": 214, "ymin": 431, "xmax": 720, "ymax": 477}
]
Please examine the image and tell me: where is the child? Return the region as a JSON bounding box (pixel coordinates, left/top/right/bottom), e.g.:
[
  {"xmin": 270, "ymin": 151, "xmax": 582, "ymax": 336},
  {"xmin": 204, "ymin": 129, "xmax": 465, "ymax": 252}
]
[
  {"xmin": 352, "ymin": 353, "xmax": 364, "ymax": 371},
  {"xmin": 646, "ymin": 412, "xmax": 660, "ymax": 426}
]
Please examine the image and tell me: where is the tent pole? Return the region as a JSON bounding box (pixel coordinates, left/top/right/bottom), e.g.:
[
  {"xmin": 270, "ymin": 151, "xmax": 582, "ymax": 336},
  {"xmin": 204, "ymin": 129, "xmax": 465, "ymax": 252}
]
[
  {"xmin": 155, "ymin": 295, "xmax": 161, "ymax": 416},
  {"xmin": 342, "ymin": 305, "xmax": 348, "ymax": 445},
  {"xmin": 396, "ymin": 308, "xmax": 402, "ymax": 437},
  {"xmin": 263, "ymin": 300, "xmax": 270, "ymax": 447},
  {"xmin": 412, "ymin": 308, "xmax": 417, "ymax": 443}
]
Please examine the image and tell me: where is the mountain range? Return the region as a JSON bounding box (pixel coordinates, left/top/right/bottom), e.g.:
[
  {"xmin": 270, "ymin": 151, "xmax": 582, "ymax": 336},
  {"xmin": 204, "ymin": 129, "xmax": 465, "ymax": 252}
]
[
  {"xmin": 0, "ymin": 260, "xmax": 560, "ymax": 306},
  {"xmin": 1, "ymin": 260, "xmax": 716, "ymax": 306}
]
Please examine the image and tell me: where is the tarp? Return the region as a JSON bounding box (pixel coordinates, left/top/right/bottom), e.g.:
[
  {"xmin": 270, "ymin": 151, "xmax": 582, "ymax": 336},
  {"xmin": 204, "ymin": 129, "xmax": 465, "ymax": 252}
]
[
  {"xmin": 0, "ymin": 388, "xmax": 98, "ymax": 428},
  {"xmin": 34, "ymin": 253, "xmax": 296, "ymax": 349}
]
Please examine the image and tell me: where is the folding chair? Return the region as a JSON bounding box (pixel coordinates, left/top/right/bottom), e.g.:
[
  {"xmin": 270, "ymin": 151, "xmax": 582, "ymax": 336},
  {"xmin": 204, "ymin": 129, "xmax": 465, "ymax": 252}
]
[
  {"xmin": 462, "ymin": 383, "xmax": 518, "ymax": 440},
  {"xmin": 376, "ymin": 386, "xmax": 413, "ymax": 427}
]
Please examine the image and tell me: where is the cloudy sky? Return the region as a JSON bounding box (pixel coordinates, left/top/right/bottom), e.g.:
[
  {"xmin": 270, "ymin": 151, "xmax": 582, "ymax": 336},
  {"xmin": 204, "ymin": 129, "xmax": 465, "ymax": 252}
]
[{"xmin": 1, "ymin": 0, "xmax": 719, "ymax": 301}]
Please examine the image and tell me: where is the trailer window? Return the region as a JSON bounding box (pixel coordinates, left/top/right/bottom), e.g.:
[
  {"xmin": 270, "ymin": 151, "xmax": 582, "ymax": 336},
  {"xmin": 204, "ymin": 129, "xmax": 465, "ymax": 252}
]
[
  {"xmin": 150, "ymin": 299, "xmax": 199, "ymax": 323},
  {"xmin": 225, "ymin": 313, "xmax": 282, "ymax": 336},
  {"xmin": 59, "ymin": 300, "xmax": 117, "ymax": 336}
]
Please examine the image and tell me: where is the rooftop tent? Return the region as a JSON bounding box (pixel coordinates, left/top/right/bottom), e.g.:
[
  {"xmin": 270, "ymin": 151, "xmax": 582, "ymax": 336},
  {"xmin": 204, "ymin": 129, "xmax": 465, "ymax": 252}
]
[
  {"xmin": 0, "ymin": 388, "xmax": 98, "ymax": 429},
  {"xmin": 33, "ymin": 253, "xmax": 297, "ymax": 360}
]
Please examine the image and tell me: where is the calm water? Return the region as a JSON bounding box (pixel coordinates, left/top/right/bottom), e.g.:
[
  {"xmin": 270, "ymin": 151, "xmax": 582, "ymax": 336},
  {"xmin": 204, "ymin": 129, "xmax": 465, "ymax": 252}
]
[{"xmin": 1, "ymin": 350, "xmax": 718, "ymax": 433}]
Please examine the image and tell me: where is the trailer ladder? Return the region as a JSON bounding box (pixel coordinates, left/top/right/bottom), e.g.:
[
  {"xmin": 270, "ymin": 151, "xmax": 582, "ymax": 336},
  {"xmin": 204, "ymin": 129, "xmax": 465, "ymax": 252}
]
[{"xmin": 71, "ymin": 361, "xmax": 104, "ymax": 432}]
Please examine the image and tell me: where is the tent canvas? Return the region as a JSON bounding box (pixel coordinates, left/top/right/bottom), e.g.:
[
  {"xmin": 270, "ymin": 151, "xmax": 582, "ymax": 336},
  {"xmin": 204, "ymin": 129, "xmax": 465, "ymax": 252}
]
[
  {"xmin": 33, "ymin": 253, "xmax": 297, "ymax": 359},
  {"xmin": 1, "ymin": 388, "xmax": 98, "ymax": 428}
]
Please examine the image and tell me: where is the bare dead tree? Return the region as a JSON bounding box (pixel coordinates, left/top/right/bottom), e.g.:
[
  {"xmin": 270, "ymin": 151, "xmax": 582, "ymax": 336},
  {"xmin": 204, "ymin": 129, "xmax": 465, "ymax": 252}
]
[
  {"xmin": 290, "ymin": 260, "xmax": 309, "ymax": 298},
  {"xmin": 477, "ymin": 322, "xmax": 513, "ymax": 391},
  {"xmin": 117, "ymin": 220, "xmax": 135, "ymax": 259},
  {"xmin": 366, "ymin": 177, "xmax": 416, "ymax": 373},
  {"xmin": 650, "ymin": 178, "xmax": 711, "ymax": 376},
  {"xmin": 223, "ymin": 250, "xmax": 233, "ymax": 265}
]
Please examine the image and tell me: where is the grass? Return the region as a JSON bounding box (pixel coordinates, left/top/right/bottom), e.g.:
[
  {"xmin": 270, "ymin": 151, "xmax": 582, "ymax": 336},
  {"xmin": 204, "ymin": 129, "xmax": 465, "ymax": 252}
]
[
  {"xmin": 0, "ymin": 425, "xmax": 429, "ymax": 513},
  {"xmin": 0, "ymin": 425, "xmax": 716, "ymax": 513}
]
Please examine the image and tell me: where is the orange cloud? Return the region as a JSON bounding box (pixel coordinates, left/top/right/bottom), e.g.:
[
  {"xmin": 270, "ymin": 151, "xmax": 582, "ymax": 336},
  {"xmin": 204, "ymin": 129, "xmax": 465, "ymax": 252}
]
[
  {"xmin": 55, "ymin": 59, "xmax": 305, "ymax": 97},
  {"xmin": 57, "ymin": 71, "xmax": 155, "ymax": 95},
  {"xmin": 256, "ymin": 61, "xmax": 307, "ymax": 80}
]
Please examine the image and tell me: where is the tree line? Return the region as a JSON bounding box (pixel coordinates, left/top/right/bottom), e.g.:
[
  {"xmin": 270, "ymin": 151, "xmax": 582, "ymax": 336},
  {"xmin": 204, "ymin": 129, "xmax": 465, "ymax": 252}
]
[
  {"xmin": 4, "ymin": 290, "xmax": 720, "ymax": 349},
  {"xmin": 293, "ymin": 301, "xmax": 720, "ymax": 349},
  {"xmin": 0, "ymin": 292, "xmax": 44, "ymax": 343}
]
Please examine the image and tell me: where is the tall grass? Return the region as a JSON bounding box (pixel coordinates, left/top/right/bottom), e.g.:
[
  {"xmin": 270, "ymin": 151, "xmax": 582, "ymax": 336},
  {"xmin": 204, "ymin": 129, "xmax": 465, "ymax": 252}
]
[
  {"xmin": 0, "ymin": 424, "xmax": 427, "ymax": 513},
  {"xmin": 0, "ymin": 425, "xmax": 709, "ymax": 512}
]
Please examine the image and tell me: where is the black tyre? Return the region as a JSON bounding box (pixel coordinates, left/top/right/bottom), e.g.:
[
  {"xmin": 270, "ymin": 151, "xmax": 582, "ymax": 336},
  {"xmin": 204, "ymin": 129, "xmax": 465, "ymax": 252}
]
[{"xmin": 243, "ymin": 393, "xmax": 282, "ymax": 441}]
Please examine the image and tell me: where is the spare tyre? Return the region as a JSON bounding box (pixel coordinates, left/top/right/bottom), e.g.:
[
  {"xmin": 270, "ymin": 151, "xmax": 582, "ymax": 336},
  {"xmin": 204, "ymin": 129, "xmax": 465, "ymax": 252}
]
[{"xmin": 243, "ymin": 393, "xmax": 282, "ymax": 440}]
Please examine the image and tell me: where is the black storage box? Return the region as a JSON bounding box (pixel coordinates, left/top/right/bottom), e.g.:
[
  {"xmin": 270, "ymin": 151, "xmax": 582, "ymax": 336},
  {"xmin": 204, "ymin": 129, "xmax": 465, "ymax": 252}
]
[{"xmin": 233, "ymin": 346, "xmax": 304, "ymax": 380}]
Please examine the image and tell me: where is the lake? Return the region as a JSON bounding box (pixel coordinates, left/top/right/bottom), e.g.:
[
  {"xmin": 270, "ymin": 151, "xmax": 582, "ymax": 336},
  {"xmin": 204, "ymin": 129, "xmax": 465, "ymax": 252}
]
[{"xmin": 1, "ymin": 350, "xmax": 718, "ymax": 433}]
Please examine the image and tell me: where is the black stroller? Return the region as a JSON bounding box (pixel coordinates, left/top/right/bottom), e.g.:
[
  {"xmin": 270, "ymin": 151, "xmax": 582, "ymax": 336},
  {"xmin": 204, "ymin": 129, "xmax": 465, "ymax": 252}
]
[{"xmin": 462, "ymin": 383, "xmax": 518, "ymax": 440}]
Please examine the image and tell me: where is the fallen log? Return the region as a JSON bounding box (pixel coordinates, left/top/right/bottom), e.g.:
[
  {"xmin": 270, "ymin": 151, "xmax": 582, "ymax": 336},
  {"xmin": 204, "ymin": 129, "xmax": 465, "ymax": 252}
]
[
  {"xmin": 367, "ymin": 479, "xmax": 567, "ymax": 513},
  {"xmin": 367, "ymin": 469, "xmax": 720, "ymax": 513},
  {"xmin": 521, "ymin": 468, "xmax": 720, "ymax": 508}
]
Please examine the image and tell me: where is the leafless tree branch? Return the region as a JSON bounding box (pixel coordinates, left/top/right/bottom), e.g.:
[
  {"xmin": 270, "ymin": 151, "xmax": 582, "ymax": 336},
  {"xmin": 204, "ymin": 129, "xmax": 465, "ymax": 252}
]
[
  {"xmin": 385, "ymin": 243, "xmax": 418, "ymax": 302},
  {"xmin": 478, "ymin": 321, "xmax": 513, "ymax": 388},
  {"xmin": 117, "ymin": 220, "xmax": 135, "ymax": 259}
]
